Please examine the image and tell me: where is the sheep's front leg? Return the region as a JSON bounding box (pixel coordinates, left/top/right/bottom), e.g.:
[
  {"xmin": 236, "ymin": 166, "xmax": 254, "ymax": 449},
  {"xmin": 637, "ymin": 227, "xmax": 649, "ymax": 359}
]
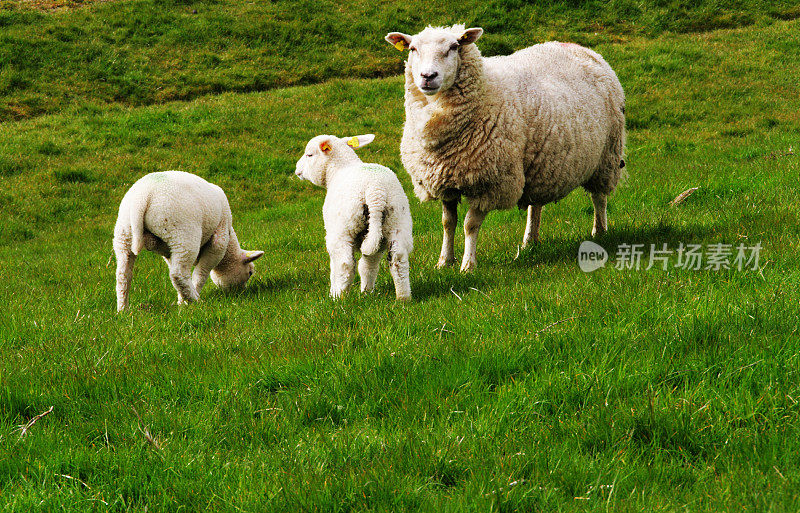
[
  {"xmin": 460, "ymin": 206, "xmax": 487, "ymax": 272},
  {"xmin": 114, "ymin": 242, "xmax": 136, "ymax": 313},
  {"xmin": 358, "ymin": 252, "xmax": 383, "ymax": 293},
  {"xmin": 192, "ymin": 224, "xmax": 229, "ymax": 294},
  {"xmin": 328, "ymin": 242, "xmax": 356, "ymax": 299},
  {"xmin": 522, "ymin": 204, "xmax": 543, "ymax": 248},
  {"xmin": 591, "ymin": 192, "xmax": 608, "ymax": 237},
  {"xmin": 436, "ymin": 199, "xmax": 458, "ymax": 268},
  {"xmin": 169, "ymin": 247, "xmax": 201, "ymax": 305}
]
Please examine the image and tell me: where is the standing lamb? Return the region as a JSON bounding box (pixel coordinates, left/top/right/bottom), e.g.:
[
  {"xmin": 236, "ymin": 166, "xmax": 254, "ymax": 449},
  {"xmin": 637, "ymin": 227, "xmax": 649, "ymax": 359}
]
[
  {"xmin": 385, "ymin": 25, "xmax": 626, "ymax": 271},
  {"xmin": 295, "ymin": 134, "xmax": 413, "ymax": 301},
  {"xmin": 113, "ymin": 171, "xmax": 264, "ymax": 312}
]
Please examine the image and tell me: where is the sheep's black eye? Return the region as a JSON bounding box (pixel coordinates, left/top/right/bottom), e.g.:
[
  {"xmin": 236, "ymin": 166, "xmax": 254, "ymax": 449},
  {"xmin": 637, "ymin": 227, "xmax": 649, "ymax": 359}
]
[
  {"xmin": 306, "ymin": 153, "xmax": 313, "ymax": 157},
  {"xmin": 409, "ymin": 46, "xmax": 417, "ymax": 52}
]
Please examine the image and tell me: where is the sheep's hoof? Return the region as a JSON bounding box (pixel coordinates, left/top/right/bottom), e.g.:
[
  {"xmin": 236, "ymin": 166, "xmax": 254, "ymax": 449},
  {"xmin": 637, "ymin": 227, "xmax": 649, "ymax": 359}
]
[
  {"xmin": 436, "ymin": 257, "xmax": 455, "ymax": 269},
  {"xmin": 460, "ymin": 260, "xmax": 477, "ymax": 273}
]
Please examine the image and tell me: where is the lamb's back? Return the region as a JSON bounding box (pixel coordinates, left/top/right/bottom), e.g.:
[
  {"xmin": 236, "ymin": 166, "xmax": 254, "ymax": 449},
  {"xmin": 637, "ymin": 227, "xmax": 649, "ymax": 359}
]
[{"xmin": 131, "ymin": 171, "xmax": 230, "ymax": 244}]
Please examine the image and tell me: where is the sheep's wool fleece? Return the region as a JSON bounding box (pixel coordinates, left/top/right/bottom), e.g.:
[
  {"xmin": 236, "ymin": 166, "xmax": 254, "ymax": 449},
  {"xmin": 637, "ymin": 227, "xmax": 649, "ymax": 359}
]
[
  {"xmin": 323, "ymin": 163, "xmax": 412, "ymax": 251},
  {"xmin": 116, "ymin": 171, "xmax": 233, "ymax": 255},
  {"xmin": 401, "ymin": 34, "xmax": 625, "ymax": 212}
]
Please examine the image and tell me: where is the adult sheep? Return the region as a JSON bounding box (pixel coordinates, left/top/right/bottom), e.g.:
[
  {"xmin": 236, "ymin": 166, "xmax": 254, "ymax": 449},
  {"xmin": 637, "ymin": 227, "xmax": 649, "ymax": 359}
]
[{"xmin": 385, "ymin": 25, "xmax": 626, "ymax": 271}]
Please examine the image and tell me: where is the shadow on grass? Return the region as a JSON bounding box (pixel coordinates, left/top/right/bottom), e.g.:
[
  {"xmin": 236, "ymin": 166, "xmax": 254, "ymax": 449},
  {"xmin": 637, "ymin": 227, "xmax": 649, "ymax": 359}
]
[{"xmin": 512, "ymin": 221, "xmax": 715, "ymax": 267}]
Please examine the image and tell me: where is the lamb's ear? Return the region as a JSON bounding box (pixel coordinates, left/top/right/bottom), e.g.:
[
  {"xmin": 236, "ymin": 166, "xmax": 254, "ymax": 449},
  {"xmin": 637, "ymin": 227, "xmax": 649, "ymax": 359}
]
[
  {"xmin": 458, "ymin": 27, "xmax": 483, "ymax": 45},
  {"xmin": 243, "ymin": 250, "xmax": 264, "ymax": 264},
  {"xmin": 344, "ymin": 134, "xmax": 375, "ymax": 149},
  {"xmin": 319, "ymin": 138, "xmax": 333, "ymax": 154},
  {"xmin": 385, "ymin": 32, "xmax": 412, "ymax": 51}
]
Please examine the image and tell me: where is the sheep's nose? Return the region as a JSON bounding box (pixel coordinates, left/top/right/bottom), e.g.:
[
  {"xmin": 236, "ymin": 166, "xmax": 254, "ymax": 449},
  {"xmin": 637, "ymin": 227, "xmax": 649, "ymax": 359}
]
[{"xmin": 420, "ymin": 71, "xmax": 438, "ymax": 80}]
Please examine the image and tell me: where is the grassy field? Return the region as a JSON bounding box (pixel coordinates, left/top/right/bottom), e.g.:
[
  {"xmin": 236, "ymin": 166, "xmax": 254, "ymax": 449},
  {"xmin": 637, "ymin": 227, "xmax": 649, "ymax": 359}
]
[
  {"xmin": 2, "ymin": 1, "xmax": 800, "ymax": 511},
  {"xmin": 2, "ymin": 0, "xmax": 800, "ymax": 121}
]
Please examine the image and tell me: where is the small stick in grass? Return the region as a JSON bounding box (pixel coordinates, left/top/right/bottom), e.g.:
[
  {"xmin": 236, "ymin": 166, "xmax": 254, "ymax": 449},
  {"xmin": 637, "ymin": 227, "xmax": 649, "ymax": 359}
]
[
  {"xmin": 16, "ymin": 406, "xmax": 53, "ymax": 439},
  {"xmin": 669, "ymin": 187, "xmax": 699, "ymax": 206}
]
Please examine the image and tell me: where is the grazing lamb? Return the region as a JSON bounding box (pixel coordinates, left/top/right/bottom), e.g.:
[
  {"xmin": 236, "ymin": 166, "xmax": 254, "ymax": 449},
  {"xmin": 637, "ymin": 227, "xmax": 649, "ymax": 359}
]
[
  {"xmin": 295, "ymin": 134, "xmax": 413, "ymax": 301},
  {"xmin": 385, "ymin": 25, "xmax": 626, "ymax": 271},
  {"xmin": 113, "ymin": 171, "xmax": 264, "ymax": 312}
]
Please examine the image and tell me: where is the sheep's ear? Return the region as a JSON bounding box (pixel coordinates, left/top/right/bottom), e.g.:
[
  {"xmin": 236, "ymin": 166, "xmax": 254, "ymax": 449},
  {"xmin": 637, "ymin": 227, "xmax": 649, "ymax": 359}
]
[
  {"xmin": 458, "ymin": 27, "xmax": 483, "ymax": 45},
  {"xmin": 344, "ymin": 134, "xmax": 375, "ymax": 149},
  {"xmin": 385, "ymin": 32, "xmax": 412, "ymax": 51},
  {"xmin": 243, "ymin": 250, "xmax": 264, "ymax": 264},
  {"xmin": 319, "ymin": 138, "xmax": 333, "ymax": 154}
]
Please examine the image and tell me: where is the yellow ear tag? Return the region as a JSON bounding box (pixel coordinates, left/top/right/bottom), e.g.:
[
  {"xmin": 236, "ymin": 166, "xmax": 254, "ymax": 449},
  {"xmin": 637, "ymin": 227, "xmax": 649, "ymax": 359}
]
[
  {"xmin": 320, "ymin": 141, "xmax": 331, "ymax": 153},
  {"xmin": 394, "ymin": 40, "xmax": 407, "ymax": 51},
  {"xmin": 347, "ymin": 137, "xmax": 360, "ymax": 148}
]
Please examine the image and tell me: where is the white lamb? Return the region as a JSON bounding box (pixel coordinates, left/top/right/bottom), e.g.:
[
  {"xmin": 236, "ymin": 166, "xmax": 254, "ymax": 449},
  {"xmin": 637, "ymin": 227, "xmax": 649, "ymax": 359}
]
[
  {"xmin": 295, "ymin": 134, "xmax": 413, "ymax": 301},
  {"xmin": 385, "ymin": 25, "xmax": 626, "ymax": 271},
  {"xmin": 113, "ymin": 171, "xmax": 264, "ymax": 312}
]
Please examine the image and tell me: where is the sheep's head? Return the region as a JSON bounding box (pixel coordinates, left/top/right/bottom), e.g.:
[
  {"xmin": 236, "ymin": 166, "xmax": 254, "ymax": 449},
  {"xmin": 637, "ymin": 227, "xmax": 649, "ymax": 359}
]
[
  {"xmin": 295, "ymin": 134, "xmax": 375, "ymax": 187},
  {"xmin": 210, "ymin": 250, "xmax": 264, "ymax": 291},
  {"xmin": 386, "ymin": 25, "xmax": 483, "ymax": 96}
]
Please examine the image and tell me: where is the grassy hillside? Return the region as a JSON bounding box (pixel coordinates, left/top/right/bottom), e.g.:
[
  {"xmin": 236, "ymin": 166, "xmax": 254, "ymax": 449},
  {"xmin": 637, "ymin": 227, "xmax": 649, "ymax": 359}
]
[
  {"xmin": 2, "ymin": 11, "xmax": 800, "ymax": 510},
  {"xmin": 2, "ymin": 0, "xmax": 800, "ymax": 121}
]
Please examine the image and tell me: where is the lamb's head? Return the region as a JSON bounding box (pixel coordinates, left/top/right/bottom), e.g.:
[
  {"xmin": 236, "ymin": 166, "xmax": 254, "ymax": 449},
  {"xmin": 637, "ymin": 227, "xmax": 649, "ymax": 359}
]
[
  {"xmin": 386, "ymin": 25, "xmax": 483, "ymax": 96},
  {"xmin": 295, "ymin": 134, "xmax": 376, "ymax": 187},
  {"xmin": 210, "ymin": 250, "xmax": 264, "ymax": 291}
]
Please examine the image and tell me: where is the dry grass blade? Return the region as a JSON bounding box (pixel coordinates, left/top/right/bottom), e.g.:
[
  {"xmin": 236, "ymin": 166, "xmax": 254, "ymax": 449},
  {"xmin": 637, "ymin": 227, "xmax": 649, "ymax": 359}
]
[
  {"xmin": 131, "ymin": 406, "xmax": 162, "ymax": 451},
  {"xmin": 16, "ymin": 406, "xmax": 54, "ymax": 440},
  {"xmin": 534, "ymin": 316, "xmax": 581, "ymax": 336},
  {"xmin": 670, "ymin": 187, "xmax": 700, "ymax": 206}
]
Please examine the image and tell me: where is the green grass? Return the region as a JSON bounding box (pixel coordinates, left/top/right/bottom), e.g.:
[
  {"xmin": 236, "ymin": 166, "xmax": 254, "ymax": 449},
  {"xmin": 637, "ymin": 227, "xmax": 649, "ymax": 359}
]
[
  {"xmin": 2, "ymin": 3, "xmax": 800, "ymax": 512},
  {"xmin": 2, "ymin": 0, "xmax": 800, "ymax": 121}
]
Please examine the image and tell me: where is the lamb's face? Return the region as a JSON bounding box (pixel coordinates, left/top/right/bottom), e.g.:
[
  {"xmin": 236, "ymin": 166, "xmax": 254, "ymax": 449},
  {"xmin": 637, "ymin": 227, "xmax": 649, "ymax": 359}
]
[
  {"xmin": 210, "ymin": 250, "xmax": 264, "ymax": 291},
  {"xmin": 295, "ymin": 136, "xmax": 330, "ymax": 187},
  {"xmin": 295, "ymin": 134, "xmax": 375, "ymax": 187},
  {"xmin": 386, "ymin": 26, "xmax": 483, "ymax": 96}
]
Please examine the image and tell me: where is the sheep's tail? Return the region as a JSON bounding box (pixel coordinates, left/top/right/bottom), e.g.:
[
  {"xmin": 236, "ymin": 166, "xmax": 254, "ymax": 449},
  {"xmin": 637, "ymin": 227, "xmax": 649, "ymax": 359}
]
[
  {"xmin": 360, "ymin": 190, "xmax": 387, "ymax": 256},
  {"xmin": 128, "ymin": 195, "xmax": 149, "ymax": 256}
]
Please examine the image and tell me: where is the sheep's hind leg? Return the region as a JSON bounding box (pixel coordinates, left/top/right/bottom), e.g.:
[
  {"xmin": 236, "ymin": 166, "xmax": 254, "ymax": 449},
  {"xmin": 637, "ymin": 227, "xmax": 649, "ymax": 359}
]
[
  {"xmin": 522, "ymin": 204, "xmax": 542, "ymax": 248},
  {"xmin": 358, "ymin": 252, "xmax": 383, "ymax": 293},
  {"xmin": 114, "ymin": 238, "xmax": 136, "ymax": 312},
  {"xmin": 388, "ymin": 249, "xmax": 412, "ymax": 301},
  {"xmin": 436, "ymin": 199, "xmax": 458, "ymax": 268},
  {"xmin": 591, "ymin": 192, "xmax": 608, "ymax": 237},
  {"xmin": 329, "ymin": 242, "xmax": 356, "ymax": 299},
  {"xmin": 460, "ymin": 206, "xmax": 487, "ymax": 272},
  {"xmin": 169, "ymin": 248, "xmax": 201, "ymax": 305}
]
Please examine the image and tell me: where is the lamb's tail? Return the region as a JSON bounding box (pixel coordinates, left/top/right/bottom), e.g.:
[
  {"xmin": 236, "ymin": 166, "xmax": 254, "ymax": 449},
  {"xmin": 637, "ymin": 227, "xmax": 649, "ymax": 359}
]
[
  {"xmin": 360, "ymin": 189, "xmax": 387, "ymax": 256},
  {"xmin": 128, "ymin": 195, "xmax": 149, "ymax": 256}
]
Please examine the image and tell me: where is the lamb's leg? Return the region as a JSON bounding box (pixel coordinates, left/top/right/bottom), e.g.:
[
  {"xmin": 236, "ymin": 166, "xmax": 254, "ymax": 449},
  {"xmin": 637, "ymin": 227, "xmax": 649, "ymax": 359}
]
[
  {"xmin": 436, "ymin": 199, "xmax": 458, "ymax": 268},
  {"xmin": 388, "ymin": 248, "xmax": 412, "ymax": 301},
  {"xmin": 461, "ymin": 206, "xmax": 487, "ymax": 272},
  {"xmin": 522, "ymin": 204, "xmax": 543, "ymax": 248},
  {"xmin": 114, "ymin": 239, "xmax": 136, "ymax": 313},
  {"xmin": 192, "ymin": 224, "xmax": 229, "ymax": 294},
  {"xmin": 168, "ymin": 248, "xmax": 201, "ymax": 305},
  {"xmin": 329, "ymin": 242, "xmax": 356, "ymax": 299},
  {"xmin": 358, "ymin": 252, "xmax": 383, "ymax": 293},
  {"xmin": 591, "ymin": 192, "xmax": 608, "ymax": 237}
]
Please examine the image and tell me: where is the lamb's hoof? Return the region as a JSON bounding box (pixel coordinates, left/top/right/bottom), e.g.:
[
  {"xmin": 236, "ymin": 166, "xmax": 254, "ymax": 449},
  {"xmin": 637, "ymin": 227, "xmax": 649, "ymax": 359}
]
[
  {"xmin": 592, "ymin": 228, "xmax": 607, "ymax": 238},
  {"xmin": 396, "ymin": 295, "xmax": 412, "ymax": 302},
  {"xmin": 436, "ymin": 257, "xmax": 455, "ymax": 269}
]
